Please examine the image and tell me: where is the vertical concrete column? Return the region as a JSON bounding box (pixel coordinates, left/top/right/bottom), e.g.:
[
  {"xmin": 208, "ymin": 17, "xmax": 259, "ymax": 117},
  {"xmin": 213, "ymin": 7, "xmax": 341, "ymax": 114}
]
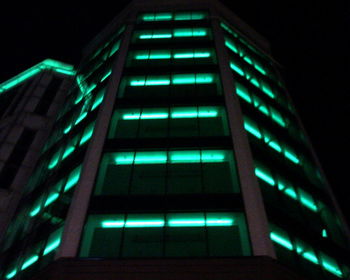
[
  {"xmin": 56, "ymin": 23, "xmax": 134, "ymax": 258},
  {"xmin": 211, "ymin": 18, "xmax": 276, "ymax": 258}
]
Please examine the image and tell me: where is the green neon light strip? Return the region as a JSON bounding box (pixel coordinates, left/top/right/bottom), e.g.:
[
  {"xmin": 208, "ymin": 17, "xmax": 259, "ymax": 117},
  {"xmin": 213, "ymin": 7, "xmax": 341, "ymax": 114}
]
[
  {"xmin": 100, "ymin": 70, "xmax": 112, "ymax": 82},
  {"xmin": 48, "ymin": 153, "xmax": 60, "ymax": 169},
  {"xmin": 322, "ymin": 261, "xmax": 343, "ymax": 277},
  {"xmin": 244, "ymin": 118, "xmax": 300, "ymax": 165},
  {"xmin": 0, "ymin": 59, "xmax": 76, "ymax": 95},
  {"xmin": 322, "ymin": 229, "xmax": 328, "ymax": 238},
  {"xmin": 235, "ymin": 83, "xmax": 286, "ymax": 128},
  {"xmin": 134, "ymin": 50, "xmax": 211, "ymax": 60},
  {"xmin": 130, "ymin": 74, "xmax": 214, "ymax": 86},
  {"xmin": 29, "ymin": 206, "xmax": 41, "ymax": 217},
  {"xmin": 79, "ymin": 126, "xmax": 94, "ymax": 146},
  {"xmin": 43, "ymin": 238, "xmax": 61, "ymax": 256},
  {"xmin": 122, "ymin": 109, "xmax": 218, "ymax": 120},
  {"xmin": 271, "ymin": 228, "xmax": 343, "ymax": 277},
  {"xmin": 101, "ymin": 218, "xmax": 234, "ymax": 228},
  {"xmin": 141, "ymin": 12, "xmax": 207, "ymax": 22},
  {"xmin": 44, "ymin": 193, "xmax": 59, "ymax": 207},
  {"xmin": 138, "ymin": 28, "xmax": 208, "ymax": 40},
  {"xmin": 301, "ymin": 252, "xmax": 319, "ymax": 264},
  {"xmin": 299, "ymin": 196, "xmax": 318, "ymax": 212},
  {"xmin": 255, "ymin": 168, "xmax": 275, "ymax": 186},
  {"xmin": 5, "ymin": 269, "xmax": 17, "ymax": 279},
  {"xmin": 270, "ymin": 232, "xmax": 293, "ymax": 250},
  {"xmin": 62, "ymin": 146, "xmax": 75, "ymax": 159},
  {"xmin": 64, "ymin": 171, "xmax": 81, "ymax": 192},
  {"xmin": 114, "ymin": 150, "xmax": 227, "ymax": 165},
  {"xmin": 21, "ymin": 255, "xmax": 39, "ymax": 270},
  {"xmin": 75, "ymin": 112, "xmax": 88, "ymax": 125},
  {"xmin": 244, "ymin": 121, "xmax": 262, "ymax": 139},
  {"xmin": 284, "ymin": 150, "xmax": 300, "ymax": 164}
]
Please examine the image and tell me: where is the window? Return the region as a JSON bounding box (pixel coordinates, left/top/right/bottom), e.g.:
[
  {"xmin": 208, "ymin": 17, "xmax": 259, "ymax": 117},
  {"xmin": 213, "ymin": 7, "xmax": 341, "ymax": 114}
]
[
  {"xmin": 94, "ymin": 150, "xmax": 239, "ymax": 195},
  {"xmin": 139, "ymin": 11, "xmax": 208, "ymax": 22},
  {"xmin": 108, "ymin": 106, "xmax": 229, "ymax": 139},
  {"xmin": 79, "ymin": 212, "xmax": 250, "ymax": 258},
  {"xmin": 119, "ymin": 73, "xmax": 221, "ymax": 98}
]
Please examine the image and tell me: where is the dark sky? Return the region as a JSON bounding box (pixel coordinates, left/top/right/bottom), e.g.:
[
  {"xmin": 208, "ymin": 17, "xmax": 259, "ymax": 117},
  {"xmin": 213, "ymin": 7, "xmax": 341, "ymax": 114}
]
[{"xmin": 1, "ymin": 2, "xmax": 349, "ymax": 223}]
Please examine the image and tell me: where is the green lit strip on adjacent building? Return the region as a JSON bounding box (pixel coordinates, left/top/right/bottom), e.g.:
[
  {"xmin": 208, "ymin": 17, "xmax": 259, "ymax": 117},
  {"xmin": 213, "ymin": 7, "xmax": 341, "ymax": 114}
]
[
  {"xmin": 0, "ymin": 59, "xmax": 76, "ymax": 95},
  {"xmin": 235, "ymin": 83, "xmax": 286, "ymax": 128},
  {"xmin": 255, "ymin": 165, "xmax": 319, "ymax": 213},
  {"xmin": 243, "ymin": 118, "xmax": 300, "ymax": 165},
  {"xmin": 230, "ymin": 61, "xmax": 275, "ymax": 99},
  {"xmin": 270, "ymin": 231, "xmax": 343, "ymax": 277}
]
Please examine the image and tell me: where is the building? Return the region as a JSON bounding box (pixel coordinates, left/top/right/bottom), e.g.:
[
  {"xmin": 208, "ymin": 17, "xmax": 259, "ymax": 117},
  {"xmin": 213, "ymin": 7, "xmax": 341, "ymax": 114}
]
[
  {"xmin": 0, "ymin": 1, "xmax": 349, "ymax": 279},
  {"xmin": 0, "ymin": 59, "xmax": 75, "ymax": 236}
]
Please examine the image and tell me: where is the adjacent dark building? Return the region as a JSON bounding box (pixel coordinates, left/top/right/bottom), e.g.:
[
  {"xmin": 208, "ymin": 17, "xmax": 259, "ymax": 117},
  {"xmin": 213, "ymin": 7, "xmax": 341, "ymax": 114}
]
[{"xmin": 0, "ymin": 1, "xmax": 349, "ymax": 280}]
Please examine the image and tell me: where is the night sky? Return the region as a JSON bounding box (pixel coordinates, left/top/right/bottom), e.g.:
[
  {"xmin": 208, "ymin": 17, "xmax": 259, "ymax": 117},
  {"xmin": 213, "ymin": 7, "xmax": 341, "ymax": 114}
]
[{"xmin": 1, "ymin": 2, "xmax": 349, "ymax": 224}]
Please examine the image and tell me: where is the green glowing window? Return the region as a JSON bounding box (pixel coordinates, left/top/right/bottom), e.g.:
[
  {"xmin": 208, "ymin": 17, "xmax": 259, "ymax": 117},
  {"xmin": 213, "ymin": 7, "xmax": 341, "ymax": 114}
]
[
  {"xmin": 94, "ymin": 150, "xmax": 239, "ymax": 195},
  {"xmin": 270, "ymin": 224, "xmax": 345, "ymax": 278},
  {"xmin": 120, "ymin": 73, "xmax": 220, "ymax": 98},
  {"xmin": 255, "ymin": 166, "xmax": 275, "ymax": 186},
  {"xmin": 43, "ymin": 227, "xmax": 63, "ymax": 256},
  {"xmin": 91, "ymin": 88, "xmax": 105, "ymax": 111},
  {"xmin": 141, "ymin": 12, "xmax": 173, "ymax": 21},
  {"xmin": 298, "ymin": 189, "xmax": 318, "ymax": 212},
  {"xmin": 48, "ymin": 148, "xmax": 62, "ymax": 170},
  {"xmin": 79, "ymin": 212, "xmax": 250, "ymax": 258},
  {"xmin": 130, "ymin": 49, "xmax": 213, "ymax": 65},
  {"xmin": 244, "ymin": 117, "xmax": 300, "ymax": 165},
  {"xmin": 108, "ymin": 106, "xmax": 228, "ymax": 139},
  {"xmin": 136, "ymin": 28, "xmax": 209, "ymax": 41},
  {"xmin": 109, "ymin": 40, "xmax": 120, "ymax": 57},
  {"xmin": 230, "ymin": 59, "xmax": 277, "ymax": 101},
  {"xmin": 79, "ymin": 122, "xmax": 95, "ymax": 146},
  {"xmin": 62, "ymin": 136, "xmax": 79, "ymax": 160},
  {"xmin": 63, "ymin": 165, "xmax": 82, "ymax": 192},
  {"xmin": 139, "ymin": 11, "xmax": 207, "ymax": 22},
  {"xmin": 319, "ymin": 252, "xmax": 343, "ymax": 277}
]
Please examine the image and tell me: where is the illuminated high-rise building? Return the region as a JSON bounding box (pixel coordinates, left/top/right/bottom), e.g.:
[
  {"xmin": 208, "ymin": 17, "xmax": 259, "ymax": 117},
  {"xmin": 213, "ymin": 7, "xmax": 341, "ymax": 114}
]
[{"xmin": 0, "ymin": 1, "xmax": 349, "ymax": 280}]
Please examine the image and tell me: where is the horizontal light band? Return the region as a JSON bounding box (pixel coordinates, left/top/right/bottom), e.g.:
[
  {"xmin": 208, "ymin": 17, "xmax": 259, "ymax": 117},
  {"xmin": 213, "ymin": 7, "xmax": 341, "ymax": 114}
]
[
  {"xmin": 129, "ymin": 74, "xmax": 214, "ymax": 86},
  {"xmin": 21, "ymin": 255, "xmax": 39, "ymax": 270},
  {"xmin": 101, "ymin": 218, "xmax": 234, "ymax": 228},
  {"xmin": 270, "ymin": 232, "xmax": 293, "ymax": 250},
  {"xmin": 114, "ymin": 151, "xmax": 227, "ymax": 165},
  {"xmin": 121, "ymin": 109, "xmax": 218, "ymax": 120},
  {"xmin": 5, "ymin": 269, "xmax": 17, "ymax": 279},
  {"xmin": 29, "ymin": 206, "xmax": 41, "ymax": 217},
  {"xmin": 255, "ymin": 168, "xmax": 275, "ymax": 186},
  {"xmin": 43, "ymin": 239, "xmax": 61, "ymax": 256},
  {"xmin": 44, "ymin": 193, "xmax": 59, "ymax": 207}
]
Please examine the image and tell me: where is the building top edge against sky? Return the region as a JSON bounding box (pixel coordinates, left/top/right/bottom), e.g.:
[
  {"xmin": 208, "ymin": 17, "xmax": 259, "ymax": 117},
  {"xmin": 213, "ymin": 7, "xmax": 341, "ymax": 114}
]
[{"xmin": 82, "ymin": 0, "xmax": 271, "ymax": 61}]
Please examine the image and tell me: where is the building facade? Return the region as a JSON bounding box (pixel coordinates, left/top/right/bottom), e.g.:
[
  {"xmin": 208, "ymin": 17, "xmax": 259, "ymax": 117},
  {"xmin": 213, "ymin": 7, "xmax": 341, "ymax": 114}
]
[{"xmin": 0, "ymin": 1, "xmax": 349, "ymax": 280}]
